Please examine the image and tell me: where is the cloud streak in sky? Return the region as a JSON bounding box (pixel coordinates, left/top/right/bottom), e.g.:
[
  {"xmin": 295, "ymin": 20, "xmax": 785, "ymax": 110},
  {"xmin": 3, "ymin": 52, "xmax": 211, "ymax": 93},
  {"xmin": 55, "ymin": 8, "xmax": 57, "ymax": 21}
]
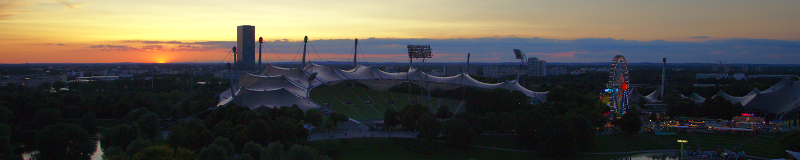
[
  {"xmin": 0, "ymin": 1, "xmax": 32, "ymax": 20},
  {"xmin": 57, "ymin": 0, "xmax": 90, "ymax": 10}
]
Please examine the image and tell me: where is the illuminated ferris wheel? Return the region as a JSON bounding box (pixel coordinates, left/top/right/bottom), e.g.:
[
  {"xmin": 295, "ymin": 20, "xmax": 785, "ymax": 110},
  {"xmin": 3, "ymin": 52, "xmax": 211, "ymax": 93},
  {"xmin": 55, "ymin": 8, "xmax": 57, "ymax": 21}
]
[{"xmin": 607, "ymin": 55, "xmax": 630, "ymax": 115}]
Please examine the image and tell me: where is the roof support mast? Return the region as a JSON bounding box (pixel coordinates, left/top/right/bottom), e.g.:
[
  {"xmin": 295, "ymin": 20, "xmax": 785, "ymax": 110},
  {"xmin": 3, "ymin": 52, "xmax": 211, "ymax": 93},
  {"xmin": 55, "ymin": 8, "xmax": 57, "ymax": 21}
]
[
  {"xmin": 354, "ymin": 38, "xmax": 358, "ymax": 69},
  {"xmin": 231, "ymin": 47, "xmax": 237, "ymax": 100},
  {"xmin": 258, "ymin": 37, "xmax": 263, "ymax": 72},
  {"xmin": 662, "ymin": 58, "xmax": 666, "ymax": 100},
  {"xmin": 353, "ymin": 39, "xmax": 358, "ymax": 88},
  {"xmin": 302, "ymin": 36, "xmax": 308, "ymax": 67},
  {"xmin": 463, "ymin": 53, "xmax": 470, "ymax": 100}
]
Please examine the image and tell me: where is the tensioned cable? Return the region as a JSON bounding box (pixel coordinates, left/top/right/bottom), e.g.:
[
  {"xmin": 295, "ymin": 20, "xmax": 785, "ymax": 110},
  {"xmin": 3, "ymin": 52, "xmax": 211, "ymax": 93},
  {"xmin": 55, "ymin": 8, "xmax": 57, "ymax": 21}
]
[
  {"xmin": 359, "ymin": 45, "xmax": 369, "ymax": 64},
  {"xmin": 258, "ymin": 44, "xmax": 269, "ymax": 64},
  {"xmin": 348, "ymin": 44, "xmax": 356, "ymax": 66},
  {"xmin": 291, "ymin": 42, "xmax": 303, "ymax": 63},
  {"xmin": 263, "ymin": 42, "xmax": 286, "ymax": 63},
  {"xmin": 309, "ymin": 43, "xmax": 325, "ymax": 63}
]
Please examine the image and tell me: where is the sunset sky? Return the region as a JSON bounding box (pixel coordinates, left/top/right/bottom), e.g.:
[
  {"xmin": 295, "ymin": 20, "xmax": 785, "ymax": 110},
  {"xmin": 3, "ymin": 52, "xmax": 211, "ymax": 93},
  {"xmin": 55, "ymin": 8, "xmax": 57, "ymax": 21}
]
[{"xmin": 1, "ymin": 0, "xmax": 799, "ymax": 64}]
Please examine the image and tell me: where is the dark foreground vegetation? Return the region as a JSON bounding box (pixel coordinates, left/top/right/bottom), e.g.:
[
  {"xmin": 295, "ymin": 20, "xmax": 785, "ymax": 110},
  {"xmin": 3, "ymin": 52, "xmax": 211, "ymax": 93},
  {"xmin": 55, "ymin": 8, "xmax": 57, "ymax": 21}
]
[
  {"xmin": 0, "ymin": 76, "xmax": 335, "ymax": 160},
  {"xmin": 3, "ymin": 63, "xmax": 800, "ymax": 159},
  {"xmin": 379, "ymin": 87, "xmax": 617, "ymax": 158}
]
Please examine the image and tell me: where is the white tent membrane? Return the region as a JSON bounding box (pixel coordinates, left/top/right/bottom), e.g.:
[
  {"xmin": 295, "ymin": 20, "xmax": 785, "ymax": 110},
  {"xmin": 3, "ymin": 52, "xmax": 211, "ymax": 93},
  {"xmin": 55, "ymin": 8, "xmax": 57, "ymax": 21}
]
[
  {"xmin": 635, "ymin": 79, "xmax": 800, "ymax": 116},
  {"xmin": 643, "ymin": 86, "xmax": 663, "ymax": 103},
  {"xmin": 788, "ymin": 150, "xmax": 800, "ymax": 160},
  {"xmin": 690, "ymin": 93, "xmax": 706, "ymax": 104},
  {"xmin": 219, "ymin": 62, "xmax": 549, "ymax": 110}
]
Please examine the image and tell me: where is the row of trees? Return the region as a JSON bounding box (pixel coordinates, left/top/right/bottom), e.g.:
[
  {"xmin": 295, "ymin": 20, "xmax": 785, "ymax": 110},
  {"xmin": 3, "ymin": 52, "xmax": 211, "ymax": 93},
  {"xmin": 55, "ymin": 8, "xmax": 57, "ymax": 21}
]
[
  {"xmin": 383, "ymin": 104, "xmax": 477, "ymax": 146},
  {"xmin": 99, "ymin": 103, "xmax": 333, "ymax": 160},
  {"xmin": 0, "ymin": 105, "xmax": 101, "ymax": 159},
  {"xmin": 0, "ymin": 77, "xmax": 222, "ymax": 129},
  {"xmin": 382, "ymin": 88, "xmax": 617, "ymax": 158}
]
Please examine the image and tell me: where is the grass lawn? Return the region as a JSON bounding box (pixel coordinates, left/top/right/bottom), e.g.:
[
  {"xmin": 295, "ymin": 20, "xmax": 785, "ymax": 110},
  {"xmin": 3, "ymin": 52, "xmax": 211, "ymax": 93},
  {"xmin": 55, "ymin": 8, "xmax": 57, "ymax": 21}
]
[
  {"xmin": 591, "ymin": 134, "xmax": 671, "ymax": 153},
  {"xmin": 310, "ymin": 85, "xmax": 464, "ymax": 121},
  {"xmin": 310, "ymin": 137, "xmax": 634, "ymax": 160},
  {"xmin": 471, "ymin": 135, "xmax": 527, "ymax": 150}
]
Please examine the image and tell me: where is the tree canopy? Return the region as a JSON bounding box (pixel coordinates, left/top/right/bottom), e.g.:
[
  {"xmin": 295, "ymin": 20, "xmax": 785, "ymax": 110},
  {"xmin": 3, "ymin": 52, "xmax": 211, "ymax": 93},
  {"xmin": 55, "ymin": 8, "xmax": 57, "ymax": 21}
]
[{"xmin": 35, "ymin": 123, "xmax": 95, "ymax": 159}]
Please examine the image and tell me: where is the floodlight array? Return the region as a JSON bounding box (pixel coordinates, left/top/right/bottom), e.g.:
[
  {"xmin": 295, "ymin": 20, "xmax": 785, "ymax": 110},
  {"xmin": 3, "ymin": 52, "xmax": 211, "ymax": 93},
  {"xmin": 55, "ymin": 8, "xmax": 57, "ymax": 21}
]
[
  {"xmin": 513, "ymin": 49, "xmax": 524, "ymax": 59},
  {"xmin": 407, "ymin": 45, "xmax": 432, "ymax": 58}
]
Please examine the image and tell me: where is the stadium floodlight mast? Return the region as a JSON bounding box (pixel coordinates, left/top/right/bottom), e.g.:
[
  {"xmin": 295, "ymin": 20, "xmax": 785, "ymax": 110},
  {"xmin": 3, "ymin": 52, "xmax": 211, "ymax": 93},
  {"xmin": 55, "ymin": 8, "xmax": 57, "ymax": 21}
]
[
  {"xmin": 513, "ymin": 49, "xmax": 527, "ymax": 85},
  {"xmin": 407, "ymin": 45, "xmax": 433, "ymax": 107},
  {"xmin": 407, "ymin": 45, "xmax": 432, "ymax": 67}
]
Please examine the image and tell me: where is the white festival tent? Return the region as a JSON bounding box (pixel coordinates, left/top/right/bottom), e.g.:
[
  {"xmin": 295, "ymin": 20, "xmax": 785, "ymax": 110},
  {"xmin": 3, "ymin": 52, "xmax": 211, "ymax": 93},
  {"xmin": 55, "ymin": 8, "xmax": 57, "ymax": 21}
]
[
  {"xmin": 633, "ymin": 79, "xmax": 800, "ymax": 116},
  {"xmin": 219, "ymin": 62, "xmax": 549, "ymax": 110}
]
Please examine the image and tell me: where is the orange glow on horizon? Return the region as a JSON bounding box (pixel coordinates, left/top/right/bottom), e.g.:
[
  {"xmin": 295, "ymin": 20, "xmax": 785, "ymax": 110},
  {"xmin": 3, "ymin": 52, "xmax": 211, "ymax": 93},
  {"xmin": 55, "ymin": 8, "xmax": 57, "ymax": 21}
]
[{"xmin": 154, "ymin": 54, "xmax": 170, "ymax": 64}]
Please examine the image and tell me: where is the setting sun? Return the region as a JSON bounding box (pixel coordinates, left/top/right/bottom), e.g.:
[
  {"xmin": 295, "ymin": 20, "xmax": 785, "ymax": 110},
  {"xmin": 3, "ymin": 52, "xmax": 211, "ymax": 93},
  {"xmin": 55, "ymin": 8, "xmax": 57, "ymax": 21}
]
[{"xmin": 155, "ymin": 56, "xmax": 169, "ymax": 63}]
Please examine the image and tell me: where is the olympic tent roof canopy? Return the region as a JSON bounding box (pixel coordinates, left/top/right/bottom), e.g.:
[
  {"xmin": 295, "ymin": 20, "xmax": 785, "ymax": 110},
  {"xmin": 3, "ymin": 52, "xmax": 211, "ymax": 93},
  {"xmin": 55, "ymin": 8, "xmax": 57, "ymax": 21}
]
[{"xmin": 219, "ymin": 62, "xmax": 549, "ymax": 110}]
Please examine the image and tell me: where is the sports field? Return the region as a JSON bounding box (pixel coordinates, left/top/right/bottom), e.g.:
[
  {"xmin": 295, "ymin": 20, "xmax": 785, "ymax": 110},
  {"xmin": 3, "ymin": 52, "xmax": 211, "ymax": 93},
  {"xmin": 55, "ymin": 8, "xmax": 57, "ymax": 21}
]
[{"xmin": 310, "ymin": 85, "xmax": 464, "ymax": 121}]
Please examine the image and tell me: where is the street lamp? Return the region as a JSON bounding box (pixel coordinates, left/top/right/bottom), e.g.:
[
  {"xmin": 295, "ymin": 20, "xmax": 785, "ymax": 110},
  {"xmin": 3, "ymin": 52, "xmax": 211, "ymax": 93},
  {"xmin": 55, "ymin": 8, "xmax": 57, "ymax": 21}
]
[{"xmin": 677, "ymin": 140, "xmax": 688, "ymax": 159}]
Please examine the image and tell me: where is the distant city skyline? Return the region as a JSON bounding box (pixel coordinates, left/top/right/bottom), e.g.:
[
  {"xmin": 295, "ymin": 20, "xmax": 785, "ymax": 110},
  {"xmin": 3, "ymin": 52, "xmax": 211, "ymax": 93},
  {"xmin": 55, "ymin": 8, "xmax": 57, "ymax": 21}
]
[{"xmin": 1, "ymin": 0, "xmax": 799, "ymax": 64}]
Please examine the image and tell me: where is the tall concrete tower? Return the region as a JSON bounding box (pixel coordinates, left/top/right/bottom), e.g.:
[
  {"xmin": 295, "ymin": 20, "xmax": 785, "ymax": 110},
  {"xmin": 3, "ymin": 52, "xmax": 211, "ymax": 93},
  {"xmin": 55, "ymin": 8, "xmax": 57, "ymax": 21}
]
[{"xmin": 237, "ymin": 25, "xmax": 255, "ymax": 70}]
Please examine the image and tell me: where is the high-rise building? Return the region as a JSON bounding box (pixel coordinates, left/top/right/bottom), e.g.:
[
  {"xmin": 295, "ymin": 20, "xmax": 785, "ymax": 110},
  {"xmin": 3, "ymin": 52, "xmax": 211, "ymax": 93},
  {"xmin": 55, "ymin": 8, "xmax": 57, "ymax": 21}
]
[
  {"xmin": 547, "ymin": 67, "xmax": 567, "ymax": 75},
  {"xmin": 237, "ymin": 25, "xmax": 255, "ymax": 70},
  {"xmin": 527, "ymin": 57, "xmax": 546, "ymax": 76},
  {"xmin": 443, "ymin": 65, "xmax": 460, "ymax": 76},
  {"xmin": 464, "ymin": 67, "xmax": 477, "ymax": 75},
  {"xmin": 483, "ymin": 66, "xmax": 498, "ymax": 78}
]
